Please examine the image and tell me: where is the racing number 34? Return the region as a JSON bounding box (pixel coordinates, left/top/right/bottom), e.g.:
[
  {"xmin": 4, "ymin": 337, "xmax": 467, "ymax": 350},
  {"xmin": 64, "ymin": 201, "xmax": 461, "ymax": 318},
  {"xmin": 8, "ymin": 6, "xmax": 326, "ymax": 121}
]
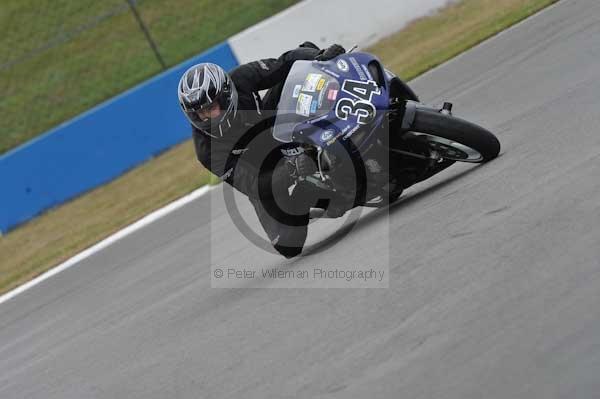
[{"xmin": 335, "ymin": 79, "xmax": 380, "ymax": 125}]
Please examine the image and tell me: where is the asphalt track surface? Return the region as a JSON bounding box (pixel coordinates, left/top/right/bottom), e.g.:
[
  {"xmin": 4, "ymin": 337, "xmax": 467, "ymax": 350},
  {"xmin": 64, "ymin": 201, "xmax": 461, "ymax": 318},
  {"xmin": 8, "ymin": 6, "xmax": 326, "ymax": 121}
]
[{"xmin": 2, "ymin": 1, "xmax": 600, "ymax": 397}]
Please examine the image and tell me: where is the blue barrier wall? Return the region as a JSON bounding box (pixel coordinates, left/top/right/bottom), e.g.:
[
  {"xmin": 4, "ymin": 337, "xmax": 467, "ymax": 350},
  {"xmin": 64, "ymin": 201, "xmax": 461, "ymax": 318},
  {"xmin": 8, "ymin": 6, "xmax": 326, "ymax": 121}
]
[{"xmin": 0, "ymin": 42, "xmax": 239, "ymax": 233}]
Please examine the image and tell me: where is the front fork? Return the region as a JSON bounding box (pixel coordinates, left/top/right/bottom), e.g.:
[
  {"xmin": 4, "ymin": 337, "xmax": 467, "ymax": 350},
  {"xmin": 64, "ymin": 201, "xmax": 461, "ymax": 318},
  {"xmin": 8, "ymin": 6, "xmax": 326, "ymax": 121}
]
[{"xmin": 390, "ymin": 99, "xmax": 454, "ymax": 162}]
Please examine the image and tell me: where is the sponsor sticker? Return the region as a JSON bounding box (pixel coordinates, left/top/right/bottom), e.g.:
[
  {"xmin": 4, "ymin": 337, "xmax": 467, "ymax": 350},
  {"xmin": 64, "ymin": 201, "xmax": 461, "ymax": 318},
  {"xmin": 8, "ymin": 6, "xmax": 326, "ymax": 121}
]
[
  {"xmin": 349, "ymin": 57, "xmax": 367, "ymax": 80},
  {"xmin": 308, "ymin": 114, "xmax": 329, "ymax": 124},
  {"xmin": 316, "ymin": 79, "xmax": 326, "ymax": 91},
  {"xmin": 336, "ymin": 59, "xmax": 350, "ymax": 72},
  {"xmin": 292, "ymin": 84, "xmax": 302, "ymax": 98},
  {"xmin": 310, "ymin": 100, "xmax": 318, "ymax": 114},
  {"xmin": 361, "ymin": 64, "xmax": 373, "ymax": 80},
  {"xmin": 302, "ymin": 73, "xmax": 322, "ymax": 92},
  {"xmin": 327, "ymin": 89, "xmax": 339, "ymax": 101},
  {"xmin": 323, "ymin": 68, "xmax": 341, "ymax": 78},
  {"xmin": 296, "ymin": 93, "xmax": 313, "ymax": 117},
  {"xmin": 343, "ymin": 125, "xmax": 361, "ymax": 140},
  {"xmin": 321, "ymin": 130, "xmax": 335, "ymax": 141},
  {"xmin": 281, "ymin": 147, "xmax": 304, "ymax": 157}
]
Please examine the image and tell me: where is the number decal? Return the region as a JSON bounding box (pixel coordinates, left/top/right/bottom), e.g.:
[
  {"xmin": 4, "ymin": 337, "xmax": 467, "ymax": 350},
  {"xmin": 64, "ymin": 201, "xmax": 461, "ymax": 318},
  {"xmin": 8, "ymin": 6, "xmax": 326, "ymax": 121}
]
[
  {"xmin": 336, "ymin": 98, "xmax": 375, "ymax": 125},
  {"xmin": 342, "ymin": 80, "xmax": 381, "ymax": 102},
  {"xmin": 335, "ymin": 79, "xmax": 380, "ymax": 125}
]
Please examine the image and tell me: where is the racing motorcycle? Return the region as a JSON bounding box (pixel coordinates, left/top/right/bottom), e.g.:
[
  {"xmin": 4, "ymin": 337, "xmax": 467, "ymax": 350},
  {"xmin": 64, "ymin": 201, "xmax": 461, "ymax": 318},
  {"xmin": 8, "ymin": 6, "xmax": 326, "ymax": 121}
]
[{"xmin": 271, "ymin": 51, "xmax": 501, "ymax": 220}]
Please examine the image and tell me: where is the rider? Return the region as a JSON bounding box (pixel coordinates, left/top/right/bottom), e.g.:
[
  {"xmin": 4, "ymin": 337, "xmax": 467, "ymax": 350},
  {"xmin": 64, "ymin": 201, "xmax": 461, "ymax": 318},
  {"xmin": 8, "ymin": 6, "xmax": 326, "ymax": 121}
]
[{"xmin": 178, "ymin": 42, "xmax": 346, "ymax": 258}]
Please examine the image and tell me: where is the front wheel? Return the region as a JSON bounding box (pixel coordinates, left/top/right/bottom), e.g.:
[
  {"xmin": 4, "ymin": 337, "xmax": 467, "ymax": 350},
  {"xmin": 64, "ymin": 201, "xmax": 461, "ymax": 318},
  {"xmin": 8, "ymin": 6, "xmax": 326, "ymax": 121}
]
[{"xmin": 406, "ymin": 108, "xmax": 500, "ymax": 163}]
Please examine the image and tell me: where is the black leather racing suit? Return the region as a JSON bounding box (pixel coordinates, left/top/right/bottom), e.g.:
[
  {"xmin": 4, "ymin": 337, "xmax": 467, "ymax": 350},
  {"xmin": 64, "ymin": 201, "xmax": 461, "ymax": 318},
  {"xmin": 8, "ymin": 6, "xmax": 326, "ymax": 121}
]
[{"xmin": 191, "ymin": 45, "xmax": 323, "ymax": 258}]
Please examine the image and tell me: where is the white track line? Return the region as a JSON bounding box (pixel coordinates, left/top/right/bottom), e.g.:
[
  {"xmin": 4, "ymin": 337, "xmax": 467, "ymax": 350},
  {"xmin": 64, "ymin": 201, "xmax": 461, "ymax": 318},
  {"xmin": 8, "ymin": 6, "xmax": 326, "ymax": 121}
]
[{"xmin": 0, "ymin": 184, "xmax": 216, "ymax": 306}]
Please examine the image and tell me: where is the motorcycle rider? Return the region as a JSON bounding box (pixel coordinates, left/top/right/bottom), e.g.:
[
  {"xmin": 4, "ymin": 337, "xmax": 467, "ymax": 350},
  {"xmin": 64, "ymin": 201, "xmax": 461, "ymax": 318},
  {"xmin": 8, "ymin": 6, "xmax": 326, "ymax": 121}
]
[{"xmin": 177, "ymin": 42, "xmax": 346, "ymax": 258}]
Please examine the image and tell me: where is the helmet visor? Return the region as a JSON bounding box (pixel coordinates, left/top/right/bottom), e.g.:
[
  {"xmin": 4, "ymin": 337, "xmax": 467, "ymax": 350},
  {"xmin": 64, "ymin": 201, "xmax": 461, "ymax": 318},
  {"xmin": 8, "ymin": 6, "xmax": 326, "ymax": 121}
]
[{"xmin": 195, "ymin": 102, "xmax": 222, "ymax": 122}]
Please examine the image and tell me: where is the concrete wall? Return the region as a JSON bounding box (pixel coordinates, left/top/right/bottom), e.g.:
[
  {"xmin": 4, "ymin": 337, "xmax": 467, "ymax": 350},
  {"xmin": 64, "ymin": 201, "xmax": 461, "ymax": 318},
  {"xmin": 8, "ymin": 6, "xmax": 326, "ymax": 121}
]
[
  {"xmin": 0, "ymin": 43, "xmax": 238, "ymax": 233},
  {"xmin": 229, "ymin": 0, "xmax": 449, "ymax": 64}
]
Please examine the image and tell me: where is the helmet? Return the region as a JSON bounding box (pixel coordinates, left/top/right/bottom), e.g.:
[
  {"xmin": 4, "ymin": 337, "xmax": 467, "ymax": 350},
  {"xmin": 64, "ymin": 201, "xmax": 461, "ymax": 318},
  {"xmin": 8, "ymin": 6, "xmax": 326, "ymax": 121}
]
[{"xmin": 177, "ymin": 63, "xmax": 238, "ymax": 138}]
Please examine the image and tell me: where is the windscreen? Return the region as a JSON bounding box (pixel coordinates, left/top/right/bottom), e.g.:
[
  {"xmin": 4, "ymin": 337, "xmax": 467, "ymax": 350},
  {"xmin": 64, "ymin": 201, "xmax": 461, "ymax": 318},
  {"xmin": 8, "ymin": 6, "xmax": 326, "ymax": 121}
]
[{"xmin": 273, "ymin": 61, "xmax": 340, "ymax": 143}]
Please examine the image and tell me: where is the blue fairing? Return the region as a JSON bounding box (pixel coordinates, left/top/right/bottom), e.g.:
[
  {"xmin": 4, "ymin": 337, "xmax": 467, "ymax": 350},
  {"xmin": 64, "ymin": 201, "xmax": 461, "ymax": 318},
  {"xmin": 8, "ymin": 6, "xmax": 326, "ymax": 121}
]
[{"xmin": 273, "ymin": 52, "xmax": 391, "ymax": 155}]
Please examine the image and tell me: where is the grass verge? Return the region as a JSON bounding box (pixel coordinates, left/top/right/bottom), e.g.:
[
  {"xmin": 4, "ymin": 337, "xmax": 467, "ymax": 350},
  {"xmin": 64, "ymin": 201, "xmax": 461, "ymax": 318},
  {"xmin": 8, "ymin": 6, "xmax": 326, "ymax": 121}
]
[
  {"xmin": 0, "ymin": 0, "xmax": 558, "ymax": 295},
  {"xmin": 369, "ymin": 0, "xmax": 558, "ymax": 80},
  {"xmin": 0, "ymin": 0, "xmax": 299, "ymax": 154}
]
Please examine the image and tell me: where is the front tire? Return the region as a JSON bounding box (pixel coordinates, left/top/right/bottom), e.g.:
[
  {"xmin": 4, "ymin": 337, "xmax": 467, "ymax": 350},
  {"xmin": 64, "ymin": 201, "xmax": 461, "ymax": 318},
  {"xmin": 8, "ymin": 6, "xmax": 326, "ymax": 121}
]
[{"xmin": 409, "ymin": 109, "xmax": 500, "ymax": 162}]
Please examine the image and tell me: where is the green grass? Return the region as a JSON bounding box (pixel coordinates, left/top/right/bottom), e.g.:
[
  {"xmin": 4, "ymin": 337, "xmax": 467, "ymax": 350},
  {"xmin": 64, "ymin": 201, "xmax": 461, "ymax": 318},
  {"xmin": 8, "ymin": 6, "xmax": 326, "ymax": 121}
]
[
  {"xmin": 0, "ymin": 0, "xmax": 299, "ymax": 154},
  {"xmin": 0, "ymin": 0, "xmax": 559, "ymax": 296}
]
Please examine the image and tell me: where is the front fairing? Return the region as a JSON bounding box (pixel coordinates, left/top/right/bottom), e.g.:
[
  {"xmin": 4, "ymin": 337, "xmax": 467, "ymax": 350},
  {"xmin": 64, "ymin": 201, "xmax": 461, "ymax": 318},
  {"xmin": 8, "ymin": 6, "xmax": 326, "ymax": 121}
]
[{"xmin": 273, "ymin": 52, "xmax": 391, "ymax": 153}]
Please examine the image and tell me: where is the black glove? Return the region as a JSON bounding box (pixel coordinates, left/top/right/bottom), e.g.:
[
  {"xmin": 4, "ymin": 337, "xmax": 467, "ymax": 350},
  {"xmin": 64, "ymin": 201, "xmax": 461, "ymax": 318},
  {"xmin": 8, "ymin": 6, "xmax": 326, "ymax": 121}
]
[
  {"xmin": 315, "ymin": 44, "xmax": 346, "ymax": 61},
  {"xmin": 298, "ymin": 41, "xmax": 320, "ymax": 50}
]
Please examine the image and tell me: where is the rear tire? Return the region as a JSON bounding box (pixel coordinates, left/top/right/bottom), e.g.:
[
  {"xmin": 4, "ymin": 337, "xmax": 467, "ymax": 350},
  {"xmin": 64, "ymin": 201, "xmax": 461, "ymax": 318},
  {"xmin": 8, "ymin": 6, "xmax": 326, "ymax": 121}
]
[{"xmin": 410, "ymin": 109, "xmax": 500, "ymax": 162}]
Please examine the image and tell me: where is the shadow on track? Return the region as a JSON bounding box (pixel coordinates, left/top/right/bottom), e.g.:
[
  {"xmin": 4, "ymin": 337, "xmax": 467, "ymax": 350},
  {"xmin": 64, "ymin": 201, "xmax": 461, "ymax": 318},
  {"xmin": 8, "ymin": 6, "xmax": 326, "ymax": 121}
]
[
  {"xmin": 205, "ymin": 163, "xmax": 486, "ymax": 294},
  {"xmin": 300, "ymin": 164, "xmax": 483, "ymax": 258}
]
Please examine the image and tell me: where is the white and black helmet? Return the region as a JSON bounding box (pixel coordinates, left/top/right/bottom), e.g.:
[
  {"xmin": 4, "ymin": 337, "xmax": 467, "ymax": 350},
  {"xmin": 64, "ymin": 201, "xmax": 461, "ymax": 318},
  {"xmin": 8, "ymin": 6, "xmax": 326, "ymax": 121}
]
[{"xmin": 177, "ymin": 63, "xmax": 238, "ymax": 138}]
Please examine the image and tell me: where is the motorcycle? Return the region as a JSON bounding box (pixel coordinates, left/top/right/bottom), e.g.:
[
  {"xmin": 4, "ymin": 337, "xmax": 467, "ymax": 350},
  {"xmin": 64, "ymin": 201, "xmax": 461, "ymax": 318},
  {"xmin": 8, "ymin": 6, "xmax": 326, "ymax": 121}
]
[{"xmin": 269, "ymin": 50, "xmax": 501, "ymax": 221}]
